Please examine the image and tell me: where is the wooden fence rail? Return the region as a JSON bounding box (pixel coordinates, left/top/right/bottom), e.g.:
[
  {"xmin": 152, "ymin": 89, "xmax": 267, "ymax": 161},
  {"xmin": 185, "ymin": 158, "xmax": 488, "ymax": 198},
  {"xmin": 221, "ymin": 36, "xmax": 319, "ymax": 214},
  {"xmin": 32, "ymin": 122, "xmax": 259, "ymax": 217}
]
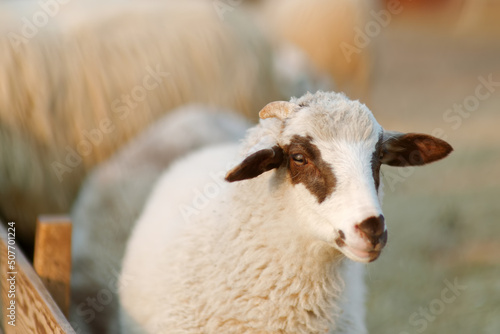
[{"xmin": 0, "ymin": 218, "xmax": 75, "ymax": 333}]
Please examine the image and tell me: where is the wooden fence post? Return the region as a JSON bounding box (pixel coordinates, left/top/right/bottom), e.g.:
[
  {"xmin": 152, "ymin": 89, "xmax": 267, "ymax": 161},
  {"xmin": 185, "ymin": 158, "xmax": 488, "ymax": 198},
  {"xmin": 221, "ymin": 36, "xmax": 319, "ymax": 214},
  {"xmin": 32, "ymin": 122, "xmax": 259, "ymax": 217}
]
[{"xmin": 33, "ymin": 215, "xmax": 72, "ymax": 318}]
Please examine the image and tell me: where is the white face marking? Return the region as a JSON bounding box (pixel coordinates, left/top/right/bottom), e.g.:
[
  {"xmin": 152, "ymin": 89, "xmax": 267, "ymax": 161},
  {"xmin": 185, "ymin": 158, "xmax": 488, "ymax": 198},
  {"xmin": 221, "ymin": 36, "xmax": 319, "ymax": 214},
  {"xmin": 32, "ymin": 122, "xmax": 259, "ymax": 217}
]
[{"xmin": 279, "ymin": 99, "xmax": 387, "ymax": 263}]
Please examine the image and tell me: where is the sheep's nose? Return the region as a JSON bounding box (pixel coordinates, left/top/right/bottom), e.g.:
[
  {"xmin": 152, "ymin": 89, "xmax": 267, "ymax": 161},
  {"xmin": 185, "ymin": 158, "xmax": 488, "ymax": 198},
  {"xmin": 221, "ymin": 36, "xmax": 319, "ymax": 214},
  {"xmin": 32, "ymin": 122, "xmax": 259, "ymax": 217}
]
[{"xmin": 356, "ymin": 215, "xmax": 387, "ymax": 247}]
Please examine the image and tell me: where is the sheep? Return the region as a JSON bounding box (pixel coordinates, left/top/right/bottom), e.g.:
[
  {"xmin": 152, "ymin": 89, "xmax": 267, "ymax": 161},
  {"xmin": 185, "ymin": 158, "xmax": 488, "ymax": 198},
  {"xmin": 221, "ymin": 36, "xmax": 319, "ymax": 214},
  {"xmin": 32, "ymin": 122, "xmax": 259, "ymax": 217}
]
[
  {"xmin": 119, "ymin": 91, "xmax": 453, "ymax": 334},
  {"xmin": 0, "ymin": 0, "xmax": 287, "ymax": 250},
  {"xmin": 69, "ymin": 105, "xmax": 250, "ymax": 334}
]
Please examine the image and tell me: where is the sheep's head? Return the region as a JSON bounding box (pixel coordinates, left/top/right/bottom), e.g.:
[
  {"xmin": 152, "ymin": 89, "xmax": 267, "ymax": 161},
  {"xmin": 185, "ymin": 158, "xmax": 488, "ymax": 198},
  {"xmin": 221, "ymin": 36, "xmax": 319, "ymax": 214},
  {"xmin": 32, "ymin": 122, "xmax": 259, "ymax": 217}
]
[{"xmin": 226, "ymin": 91, "xmax": 453, "ymax": 263}]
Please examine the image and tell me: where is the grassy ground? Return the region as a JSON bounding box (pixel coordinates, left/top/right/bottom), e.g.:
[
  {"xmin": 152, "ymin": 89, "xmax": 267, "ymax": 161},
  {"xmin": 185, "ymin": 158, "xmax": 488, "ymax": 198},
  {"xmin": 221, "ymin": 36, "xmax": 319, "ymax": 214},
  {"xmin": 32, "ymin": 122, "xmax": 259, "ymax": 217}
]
[{"xmin": 365, "ymin": 12, "xmax": 500, "ymax": 334}]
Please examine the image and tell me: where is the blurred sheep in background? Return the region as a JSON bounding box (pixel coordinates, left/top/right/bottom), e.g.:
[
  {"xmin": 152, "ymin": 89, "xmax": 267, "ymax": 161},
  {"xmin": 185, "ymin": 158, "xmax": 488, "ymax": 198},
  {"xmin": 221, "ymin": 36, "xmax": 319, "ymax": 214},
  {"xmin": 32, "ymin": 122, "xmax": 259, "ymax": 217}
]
[
  {"xmin": 0, "ymin": 0, "xmax": 284, "ymax": 251},
  {"xmin": 70, "ymin": 105, "xmax": 250, "ymax": 333}
]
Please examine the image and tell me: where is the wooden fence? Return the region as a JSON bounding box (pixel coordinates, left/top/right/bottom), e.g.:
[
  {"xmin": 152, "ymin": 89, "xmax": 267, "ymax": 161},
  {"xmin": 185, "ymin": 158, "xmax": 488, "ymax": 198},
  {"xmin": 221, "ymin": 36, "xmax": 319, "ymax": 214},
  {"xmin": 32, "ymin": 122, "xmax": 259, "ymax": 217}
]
[{"xmin": 0, "ymin": 217, "xmax": 75, "ymax": 333}]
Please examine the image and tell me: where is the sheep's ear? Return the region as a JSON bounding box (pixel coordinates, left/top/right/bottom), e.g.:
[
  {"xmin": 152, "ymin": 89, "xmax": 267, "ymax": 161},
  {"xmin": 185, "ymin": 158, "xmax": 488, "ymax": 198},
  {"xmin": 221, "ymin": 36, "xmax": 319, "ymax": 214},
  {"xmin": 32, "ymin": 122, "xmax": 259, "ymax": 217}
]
[
  {"xmin": 225, "ymin": 146, "xmax": 284, "ymax": 182},
  {"xmin": 381, "ymin": 131, "xmax": 453, "ymax": 166}
]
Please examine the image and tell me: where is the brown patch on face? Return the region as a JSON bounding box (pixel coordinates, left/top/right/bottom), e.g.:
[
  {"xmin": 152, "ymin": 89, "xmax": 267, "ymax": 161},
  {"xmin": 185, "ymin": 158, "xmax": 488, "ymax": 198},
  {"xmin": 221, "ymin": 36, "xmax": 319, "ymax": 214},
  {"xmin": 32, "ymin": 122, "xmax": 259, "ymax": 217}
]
[
  {"xmin": 284, "ymin": 135, "xmax": 336, "ymax": 203},
  {"xmin": 371, "ymin": 134, "xmax": 383, "ymax": 190},
  {"xmin": 335, "ymin": 237, "xmax": 345, "ymax": 248}
]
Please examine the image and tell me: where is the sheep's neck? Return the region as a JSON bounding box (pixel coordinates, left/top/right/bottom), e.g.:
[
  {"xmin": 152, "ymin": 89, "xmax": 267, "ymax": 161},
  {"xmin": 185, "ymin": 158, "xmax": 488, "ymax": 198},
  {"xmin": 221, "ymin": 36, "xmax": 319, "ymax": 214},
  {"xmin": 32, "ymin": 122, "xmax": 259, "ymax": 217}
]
[{"xmin": 221, "ymin": 176, "xmax": 344, "ymax": 331}]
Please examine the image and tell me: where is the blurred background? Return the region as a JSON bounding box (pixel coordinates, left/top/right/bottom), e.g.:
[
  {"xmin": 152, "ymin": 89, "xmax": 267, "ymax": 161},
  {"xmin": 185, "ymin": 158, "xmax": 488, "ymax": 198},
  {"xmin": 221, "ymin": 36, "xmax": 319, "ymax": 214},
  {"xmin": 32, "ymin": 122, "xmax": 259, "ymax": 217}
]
[
  {"xmin": 365, "ymin": 1, "xmax": 500, "ymax": 333},
  {"xmin": 0, "ymin": 0, "xmax": 499, "ymax": 333}
]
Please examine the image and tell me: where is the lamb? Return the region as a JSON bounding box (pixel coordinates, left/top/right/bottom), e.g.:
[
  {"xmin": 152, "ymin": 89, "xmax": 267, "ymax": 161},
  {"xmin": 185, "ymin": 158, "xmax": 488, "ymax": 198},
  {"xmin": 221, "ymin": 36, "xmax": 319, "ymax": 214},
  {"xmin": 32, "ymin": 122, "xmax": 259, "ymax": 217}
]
[
  {"xmin": 69, "ymin": 105, "xmax": 250, "ymax": 333},
  {"xmin": 119, "ymin": 91, "xmax": 453, "ymax": 333}
]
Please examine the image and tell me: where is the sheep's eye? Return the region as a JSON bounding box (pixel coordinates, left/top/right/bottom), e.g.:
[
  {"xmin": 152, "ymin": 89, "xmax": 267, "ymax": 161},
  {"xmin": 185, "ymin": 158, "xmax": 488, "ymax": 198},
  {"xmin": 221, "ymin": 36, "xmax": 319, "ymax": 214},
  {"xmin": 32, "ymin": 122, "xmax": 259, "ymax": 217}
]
[
  {"xmin": 291, "ymin": 153, "xmax": 306, "ymax": 165},
  {"xmin": 379, "ymin": 148, "xmax": 386, "ymax": 160}
]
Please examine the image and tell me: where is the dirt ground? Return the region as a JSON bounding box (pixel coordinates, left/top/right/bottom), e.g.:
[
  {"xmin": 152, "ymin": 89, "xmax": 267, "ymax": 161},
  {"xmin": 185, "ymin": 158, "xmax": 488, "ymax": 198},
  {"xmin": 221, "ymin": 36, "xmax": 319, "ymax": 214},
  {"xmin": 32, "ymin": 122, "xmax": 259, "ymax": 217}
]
[{"xmin": 364, "ymin": 10, "xmax": 500, "ymax": 334}]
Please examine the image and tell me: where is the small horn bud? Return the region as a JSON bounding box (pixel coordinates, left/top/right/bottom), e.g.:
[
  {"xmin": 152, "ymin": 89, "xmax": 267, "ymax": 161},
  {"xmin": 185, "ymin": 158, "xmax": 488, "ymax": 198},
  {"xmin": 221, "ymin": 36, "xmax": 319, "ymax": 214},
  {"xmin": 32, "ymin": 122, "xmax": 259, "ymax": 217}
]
[{"xmin": 258, "ymin": 101, "xmax": 297, "ymax": 121}]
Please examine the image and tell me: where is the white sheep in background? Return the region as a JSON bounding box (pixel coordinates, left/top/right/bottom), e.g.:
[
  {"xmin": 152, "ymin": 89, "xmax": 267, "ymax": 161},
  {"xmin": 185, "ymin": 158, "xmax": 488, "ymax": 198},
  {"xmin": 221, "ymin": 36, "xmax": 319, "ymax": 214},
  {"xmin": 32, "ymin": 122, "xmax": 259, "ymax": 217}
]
[
  {"xmin": 119, "ymin": 91, "xmax": 453, "ymax": 333},
  {"xmin": 70, "ymin": 105, "xmax": 250, "ymax": 333}
]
